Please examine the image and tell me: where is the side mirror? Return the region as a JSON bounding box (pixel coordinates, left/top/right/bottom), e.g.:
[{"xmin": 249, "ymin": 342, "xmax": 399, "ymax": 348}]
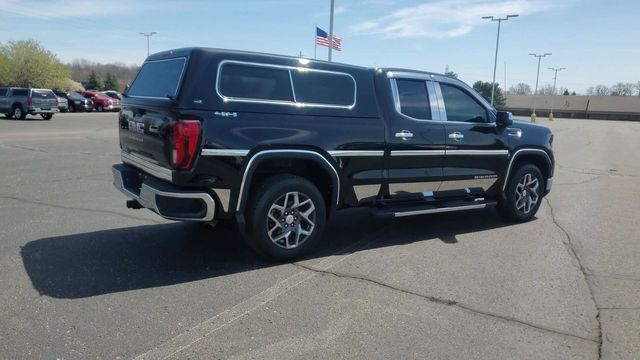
[{"xmin": 496, "ymin": 111, "xmax": 513, "ymax": 127}]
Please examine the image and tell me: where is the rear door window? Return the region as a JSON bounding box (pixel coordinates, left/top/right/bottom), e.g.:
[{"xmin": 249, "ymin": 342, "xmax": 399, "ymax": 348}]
[
  {"xmin": 396, "ymin": 79, "xmax": 432, "ymax": 120},
  {"xmin": 0, "ymin": 88, "xmax": 7, "ymax": 96},
  {"xmin": 12, "ymin": 89, "xmax": 28, "ymax": 96},
  {"xmin": 127, "ymin": 58, "xmax": 186, "ymax": 98},
  {"xmin": 219, "ymin": 63, "xmax": 293, "ymax": 102}
]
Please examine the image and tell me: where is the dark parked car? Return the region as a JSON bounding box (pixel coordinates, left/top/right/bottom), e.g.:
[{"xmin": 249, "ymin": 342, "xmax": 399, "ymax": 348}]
[
  {"xmin": 112, "ymin": 48, "xmax": 554, "ymax": 260},
  {"xmin": 53, "ymin": 90, "xmax": 94, "ymax": 112}
]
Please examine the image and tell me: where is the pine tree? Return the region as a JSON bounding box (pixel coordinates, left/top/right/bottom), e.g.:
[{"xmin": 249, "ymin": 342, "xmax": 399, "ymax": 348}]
[
  {"xmin": 85, "ymin": 70, "xmax": 102, "ymax": 90},
  {"xmin": 103, "ymin": 72, "xmax": 120, "ymax": 91}
]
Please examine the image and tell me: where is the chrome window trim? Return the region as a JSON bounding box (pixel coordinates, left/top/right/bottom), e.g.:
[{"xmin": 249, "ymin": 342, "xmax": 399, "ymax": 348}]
[
  {"xmin": 126, "ymin": 57, "xmax": 188, "ymax": 100},
  {"xmin": 236, "ymin": 149, "xmax": 340, "ymax": 211},
  {"xmin": 446, "ymin": 150, "xmax": 509, "ymax": 156},
  {"xmin": 201, "ymin": 149, "xmax": 250, "ymax": 157},
  {"xmin": 502, "ymin": 148, "xmax": 552, "ymax": 191},
  {"xmin": 121, "ymin": 151, "xmax": 173, "ymax": 182},
  {"xmin": 433, "ymin": 81, "xmax": 448, "ymax": 121},
  {"xmin": 328, "ymin": 150, "xmax": 384, "ymax": 157},
  {"xmin": 390, "ymin": 150, "xmax": 446, "ymax": 156},
  {"xmin": 216, "ymin": 59, "xmax": 357, "ymax": 110},
  {"xmin": 387, "ymin": 71, "xmax": 436, "ymax": 81}
]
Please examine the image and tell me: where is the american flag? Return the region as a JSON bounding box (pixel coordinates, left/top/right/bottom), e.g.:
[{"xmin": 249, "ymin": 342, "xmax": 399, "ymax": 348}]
[{"xmin": 316, "ymin": 27, "xmax": 342, "ymax": 51}]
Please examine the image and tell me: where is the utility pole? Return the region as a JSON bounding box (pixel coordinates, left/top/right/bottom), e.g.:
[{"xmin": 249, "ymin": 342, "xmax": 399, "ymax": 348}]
[
  {"xmin": 529, "ymin": 52, "xmax": 552, "ymax": 122},
  {"xmin": 482, "ymin": 14, "xmax": 518, "ymax": 106},
  {"xmin": 548, "ymin": 67, "xmax": 566, "ymax": 121},
  {"xmin": 139, "ymin": 32, "xmax": 157, "ymax": 57},
  {"xmin": 328, "ymin": 0, "xmax": 335, "ymax": 62}
]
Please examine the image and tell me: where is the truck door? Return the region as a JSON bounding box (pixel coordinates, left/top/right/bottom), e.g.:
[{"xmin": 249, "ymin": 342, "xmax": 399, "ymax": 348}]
[
  {"xmin": 383, "ymin": 73, "xmax": 446, "ymax": 198},
  {"xmin": 434, "ymin": 80, "xmax": 510, "ymax": 195}
]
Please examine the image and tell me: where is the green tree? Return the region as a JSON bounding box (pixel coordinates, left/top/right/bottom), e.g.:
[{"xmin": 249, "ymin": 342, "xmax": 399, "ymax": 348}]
[
  {"xmin": 103, "ymin": 72, "xmax": 120, "ymax": 90},
  {"xmin": 85, "ymin": 70, "xmax": 102, "ymax": 90},
  {"xmin": 0, "ymin": 39, "xmax": 69, "ymax": 88},
  {"xmin": 472, "ymin": 81, "xmax": 506, "ymax": 109}
]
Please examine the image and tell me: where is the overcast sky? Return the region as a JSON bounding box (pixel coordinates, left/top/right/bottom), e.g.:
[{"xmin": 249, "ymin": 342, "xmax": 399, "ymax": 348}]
[{"xmin": 0, "ymin": 0, "xmax": 638, "ymax": 92}]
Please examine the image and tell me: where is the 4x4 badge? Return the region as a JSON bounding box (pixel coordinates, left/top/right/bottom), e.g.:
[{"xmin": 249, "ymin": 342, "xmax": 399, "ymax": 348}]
[{"xmin": 214, "ymin": 111, "xmax": 238, "ymax": 118}]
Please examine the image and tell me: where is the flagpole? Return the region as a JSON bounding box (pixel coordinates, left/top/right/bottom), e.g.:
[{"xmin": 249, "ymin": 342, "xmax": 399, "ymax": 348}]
[
  {"xmin": 314, "ymin": 23, "xmax": 317, "ymax": 59},
  {"xmin": 328, "ymin": 0, "xmax": 334, "ymax": 62}
]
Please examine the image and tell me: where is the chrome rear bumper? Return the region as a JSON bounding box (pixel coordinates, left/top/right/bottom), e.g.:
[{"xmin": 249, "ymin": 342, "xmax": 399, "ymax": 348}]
[{"xmin": 112, "ymin": 164, "xmax": 216, "ymax": 222}]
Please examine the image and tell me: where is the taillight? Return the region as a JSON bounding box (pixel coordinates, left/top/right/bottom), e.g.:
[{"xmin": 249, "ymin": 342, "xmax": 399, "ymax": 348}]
[
  {"xmin": 171, "ymin": 120, "xmax": 201, "ymax": 170},
  {"xmin": 26, "ymin": 97, "xmax": 32, "ymax": 106}
]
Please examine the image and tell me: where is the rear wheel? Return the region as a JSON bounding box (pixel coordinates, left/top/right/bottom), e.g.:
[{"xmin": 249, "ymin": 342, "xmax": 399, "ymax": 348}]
[
  {"xmin": 13, "ymin": 106, "xmax": 26, "ymax": 120},
  {"xmin": 41, "ymin": 114, "xmax": 53, "ymax": 120},
  {"xmin": 245, "ymin": 175, "xmax": 326, "ymax": 260},
  {"xmin": 499, "ymin": 163, "xmax": 544, "ymax": 222}
]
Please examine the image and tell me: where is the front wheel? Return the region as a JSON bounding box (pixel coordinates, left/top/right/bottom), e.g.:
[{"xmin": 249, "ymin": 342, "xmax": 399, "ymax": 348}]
[
  {"xmin": 97, "ymin": 105, "xmax": 104, "ymax": 112},
  {"xmin": 499, "ymin": 163, "xmax": 544, "ymax": 222},
  {"xmin": 41, "ymin": 114, "xmax": 53, "ymax": 120},
  {"xmin": 245, "ymin": 175, "xmax": 326, "ymax": 260}
]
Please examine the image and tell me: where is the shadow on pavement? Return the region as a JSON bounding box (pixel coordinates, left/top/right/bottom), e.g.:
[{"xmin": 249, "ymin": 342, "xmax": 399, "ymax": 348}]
[{"xmin": 21, "ymin": 208, "xmax": 514, "ymax": 299}]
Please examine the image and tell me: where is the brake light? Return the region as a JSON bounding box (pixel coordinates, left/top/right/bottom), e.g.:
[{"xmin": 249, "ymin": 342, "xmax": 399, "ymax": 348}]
[
  {"xmin": 26, "ymin": 97, "xmax": 32, "ymax": 106},
  {"xmin": 171, "ymin": 120, "xmax": 201, "ymax": 170}
]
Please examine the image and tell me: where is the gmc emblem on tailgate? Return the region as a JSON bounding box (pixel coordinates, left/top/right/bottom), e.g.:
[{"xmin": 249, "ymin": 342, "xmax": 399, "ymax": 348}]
[{"xmin": 127, "ymin": 120, "xmax": 145, "ymax": 134}]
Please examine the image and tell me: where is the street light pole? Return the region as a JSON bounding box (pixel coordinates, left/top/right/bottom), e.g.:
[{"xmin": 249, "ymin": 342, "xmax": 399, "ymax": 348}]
[
  {"xmin": 528, "ymin": 52, "xmax": 552, "ymax": 122},
  {"xmin": 482, "ymin": 14, "xmax": 518, "ymax": 106},
  {"xmin": 548, "ymin": 67, "xmax": 566, "ymax": 121},
  {"xmin": 139, "ymin": 32, "xmax": 157, "ymax": 57}
]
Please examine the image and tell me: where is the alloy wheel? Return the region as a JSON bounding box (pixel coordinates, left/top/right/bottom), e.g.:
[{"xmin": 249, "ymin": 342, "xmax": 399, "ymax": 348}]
[
  {"xmin": 266, "ymin": 191, "xmax": 316, "ymax": 249},
  {"xmin": 514, "ymin": 173, "xmax": 540, "ymax": 214}
]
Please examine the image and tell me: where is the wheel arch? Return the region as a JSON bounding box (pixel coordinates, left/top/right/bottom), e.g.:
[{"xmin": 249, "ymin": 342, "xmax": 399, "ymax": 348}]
[
  {"xmin": 502, "ymin": 148, "xmax": 553, "ymax": 192},
  {"xmin": 235, "ymin": 149, "xmax": 340, "ymax": 217}
]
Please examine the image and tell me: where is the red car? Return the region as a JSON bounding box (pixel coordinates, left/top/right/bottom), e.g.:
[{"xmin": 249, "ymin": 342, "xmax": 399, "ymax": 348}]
[{"xmin": 79, "ymin": 90, "xmax": 121, "ymax": 112}]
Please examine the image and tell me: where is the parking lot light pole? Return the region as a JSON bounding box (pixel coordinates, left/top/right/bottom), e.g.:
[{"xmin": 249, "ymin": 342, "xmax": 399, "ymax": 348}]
[
  {"xmin": 548, "ymin": 67, "xmax": 566, "ymax": 121},
  {"xmin": 529, "ymin": 52, "xmax": 552, "ymax": 122},
  {"xmin": 139, "ymin": 32, "xmax": 157, "ymax": 57},
  {"xmin": 482, "ymin": 14, "xmax": 518, "ymax": 106}
]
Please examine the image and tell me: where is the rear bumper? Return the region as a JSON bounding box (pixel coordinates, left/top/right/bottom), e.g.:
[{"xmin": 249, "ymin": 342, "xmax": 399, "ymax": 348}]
[
  {"xmin": 28, "ymin": 107, "xmax": 59, "ymax": 114},
  {"xmin": 112, "ymin": 163, "xmax": 216, "ymax": 222}
]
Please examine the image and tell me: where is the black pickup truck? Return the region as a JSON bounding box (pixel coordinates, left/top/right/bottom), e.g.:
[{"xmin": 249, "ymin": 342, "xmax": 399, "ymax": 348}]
[{"xmin": 112, "ymin": 47, "xmax": 554, "ymax": 259}]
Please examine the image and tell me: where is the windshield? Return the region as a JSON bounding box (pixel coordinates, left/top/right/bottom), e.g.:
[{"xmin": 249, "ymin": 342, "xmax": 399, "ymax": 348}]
[{"xmin": 69, "ymin": 92, "xmax": 85, "ymax": 100}]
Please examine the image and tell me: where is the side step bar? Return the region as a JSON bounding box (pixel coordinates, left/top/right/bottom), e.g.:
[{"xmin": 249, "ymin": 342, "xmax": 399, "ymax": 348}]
[{"xmin": 374, "ymin": 200, "xmax": 496, "ymax": 219}]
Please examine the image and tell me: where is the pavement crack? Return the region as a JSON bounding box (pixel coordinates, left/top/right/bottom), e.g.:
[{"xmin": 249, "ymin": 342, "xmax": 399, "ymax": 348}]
[
  {"xmin": 0, "ymin": 195, "xmax": 163, "ymax": 224},
  {"xmin": 1, "ymin": 144, "xmax": 48, "ymax": 153},
  {"xmin": 292, "ymin": 263, "xmax": 598, "ymax": 344},
  {"xmin": 588, "ymin": 273, "xmax": 640, "ymax": 282},
  {"xmin": 555, "ymin": 175, "xmax": 604, "ymax": 186},
  {"xmin": 545, "ymin": 197, "xmax": 603, "ymax": 358}
]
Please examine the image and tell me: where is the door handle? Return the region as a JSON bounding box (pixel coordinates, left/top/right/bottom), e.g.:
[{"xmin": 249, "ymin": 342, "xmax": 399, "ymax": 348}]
[
  {"xmin": 448, "ymin": 132, "xmax": 464, "ymax": 141},
  {"xmin": 395, "ymin": 130, "xmax": 414, "ymax": 140}
]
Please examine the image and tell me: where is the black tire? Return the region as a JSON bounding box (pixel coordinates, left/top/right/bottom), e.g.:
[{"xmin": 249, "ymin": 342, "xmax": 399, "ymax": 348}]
[
  {"xmin": 499, "ymin": 163, "xmax": 544, "ymax": 222},
  {"xmin": 41, "ymin": 114, "xmax": 53, "ymax": 120},
  {"xmin": 68, "ymin": 104, "xmax": 75, "ymax": 112},
  {"xmin": 4, "ymin": 113, "xmax": 12, "ymax": 119},
  {"xmin": 245, "ymin": 175, "xmax": 327, "ymax": 260},
  {"xmin": 97, "ymin": 105, "xmax": 104, "ymax": 112},
  {"xmin": 13, "ymin": 105, "xmax": 26, "ymax": 120}
]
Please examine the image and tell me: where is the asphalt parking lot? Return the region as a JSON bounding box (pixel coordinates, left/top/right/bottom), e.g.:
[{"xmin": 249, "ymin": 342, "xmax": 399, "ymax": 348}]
[{"xmin": 0, "ymin": 112, "xmax": 638, "ymax": 359}]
